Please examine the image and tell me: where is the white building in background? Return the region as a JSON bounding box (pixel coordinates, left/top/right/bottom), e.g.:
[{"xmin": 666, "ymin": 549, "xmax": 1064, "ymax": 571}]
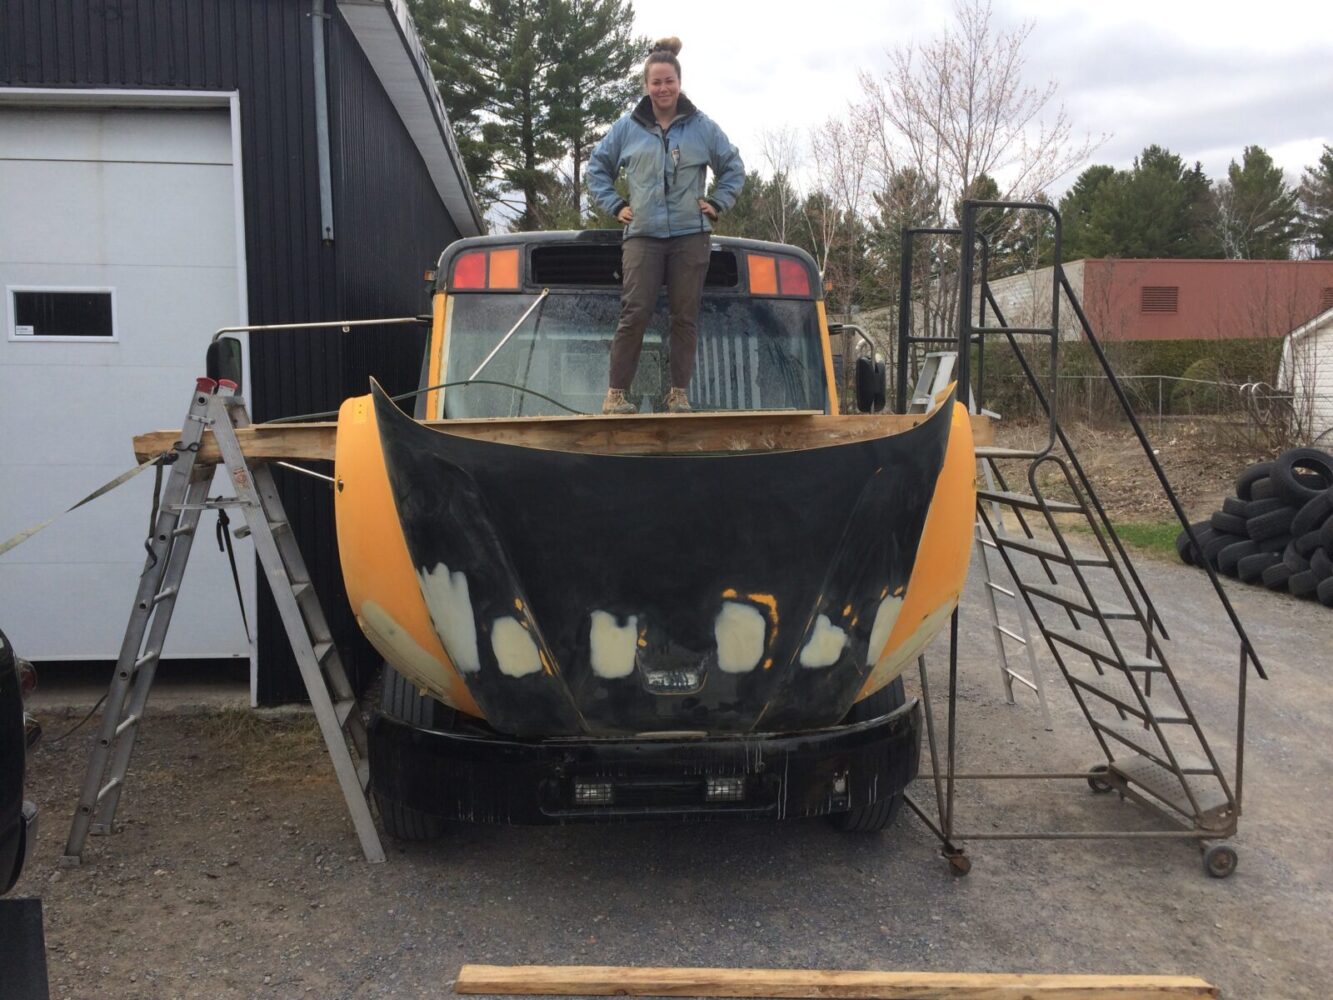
[{"xmin": 1279, "ymin": 307, "xmax": 1333, "ymax": 446}]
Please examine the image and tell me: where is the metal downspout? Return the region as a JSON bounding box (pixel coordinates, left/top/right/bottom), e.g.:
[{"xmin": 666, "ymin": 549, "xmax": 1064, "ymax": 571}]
[{"xmin": 312, "ymin": 0, "xmax": 335, "ymax": 242}]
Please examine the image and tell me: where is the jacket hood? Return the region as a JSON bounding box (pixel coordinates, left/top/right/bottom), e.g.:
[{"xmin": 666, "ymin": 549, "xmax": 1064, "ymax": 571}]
[{"xmin": 631, "ymin": 93, "xmax": 699, "ymax": 129}]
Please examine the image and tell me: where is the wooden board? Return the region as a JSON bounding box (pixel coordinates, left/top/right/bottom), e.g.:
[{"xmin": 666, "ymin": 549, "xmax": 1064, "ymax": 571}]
[
  {"xmin": 133, "ymin": 410, "xmax": 994, "ymax": 463},
  {"xmin": 453, "ymin": 964, "xmax": 1217, "ymax": 999}
]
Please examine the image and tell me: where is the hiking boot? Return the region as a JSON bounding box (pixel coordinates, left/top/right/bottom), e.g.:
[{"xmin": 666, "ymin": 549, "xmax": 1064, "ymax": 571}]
[
  {"xmin": 664, "ymin": 387, "xmax": 692, "ymax": 413},
  {"xmin": 601, "ymin": 388, "xmax": 638, "ymax": 415}
]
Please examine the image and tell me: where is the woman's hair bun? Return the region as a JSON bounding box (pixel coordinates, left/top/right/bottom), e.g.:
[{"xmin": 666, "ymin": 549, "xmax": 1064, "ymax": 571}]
[{"xmin": 650, "ymin": 36, "xmax": 682, "ymax": 56}]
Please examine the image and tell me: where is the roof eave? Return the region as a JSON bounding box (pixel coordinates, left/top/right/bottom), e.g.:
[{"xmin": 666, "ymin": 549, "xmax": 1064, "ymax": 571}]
[{"xmin": 337, "ymin": 0, "xmax": 485, "ymax": 237}]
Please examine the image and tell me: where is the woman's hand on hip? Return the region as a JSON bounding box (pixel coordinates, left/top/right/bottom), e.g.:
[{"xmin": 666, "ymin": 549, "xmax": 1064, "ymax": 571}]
[
  {"xmin": 617, "ymin": 206, "xmax": 634, "ymax": 224},
  {"xmin": 699, "ymin": 199, "xmax": 718, "ymax": 220}
]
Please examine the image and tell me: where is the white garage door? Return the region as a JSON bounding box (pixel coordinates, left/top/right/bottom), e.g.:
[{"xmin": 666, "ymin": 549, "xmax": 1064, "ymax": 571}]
[{"xmin": 0, "ymin": 105, "xmax": 254, "ymax": 663}]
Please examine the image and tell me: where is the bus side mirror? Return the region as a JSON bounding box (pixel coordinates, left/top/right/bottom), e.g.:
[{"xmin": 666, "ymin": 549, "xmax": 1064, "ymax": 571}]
[
  {"xmin": 855, "ymin": 357, "xmax": 886, "ymax": 413},
  {"xmin": 206, "ymin": 336, "xmax": 243, "ymax": 392}
]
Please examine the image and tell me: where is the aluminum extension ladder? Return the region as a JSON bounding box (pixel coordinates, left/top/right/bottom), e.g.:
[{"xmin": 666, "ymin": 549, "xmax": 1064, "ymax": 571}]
[
  {"xmin": 61, "ymin": 377, "xmax": 385, "ymax": 866},
  {"xmin": 906, "ymin": 355, "xmax": 1052, "ymax": 727}
]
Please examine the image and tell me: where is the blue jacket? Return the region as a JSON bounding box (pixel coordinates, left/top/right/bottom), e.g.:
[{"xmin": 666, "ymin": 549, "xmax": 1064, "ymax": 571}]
[{"xmin": 587, "ymin": 95, "xmax": 744, "ymax": 239}]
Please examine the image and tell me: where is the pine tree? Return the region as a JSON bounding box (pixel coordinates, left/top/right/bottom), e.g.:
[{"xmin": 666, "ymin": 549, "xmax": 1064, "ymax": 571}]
[
  {"xmin": 409, "ymin": 0, "xmax": 642, "ymax": 230},
  {"xmin": 546, "ymin": 0, "xmax": 643, "ymax": 219},
  {"xmin": 1213, "ymin": 145, "xmax": 1301, "ymax": 260},
  {"xmin": 1299, "ymin": 144, "xmax": 1333, "ymax": 258},
  {"xmin": 1080, "ymin": 146, "xmax": 1219, "ymax": 259},
  {"xmin": 1059, "ymin": 165, "xmax": 1116, "ymax": 261}
]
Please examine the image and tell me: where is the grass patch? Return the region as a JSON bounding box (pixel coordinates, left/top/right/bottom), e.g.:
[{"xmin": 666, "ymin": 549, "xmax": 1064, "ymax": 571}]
[
  {"xmin": 1111, "ymin": 521, "xmax": 1181, "ymax": 558},
  {"xmin": 1068, "ymin": 519, "xmax": 1180, "ymax": 560},
  {"xmin": 197, "ymin": 707, "xmax": 325, "ymax": 782}
]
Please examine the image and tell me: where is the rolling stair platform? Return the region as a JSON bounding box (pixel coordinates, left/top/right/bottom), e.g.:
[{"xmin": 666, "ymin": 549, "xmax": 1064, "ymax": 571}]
[
  {"xmin": 61, "ymin": 377, "xmax": 385, "ymax": 867},
  {"xmin": 894, "ymin": 202, "xmax": 1266, "ymax": 878}
]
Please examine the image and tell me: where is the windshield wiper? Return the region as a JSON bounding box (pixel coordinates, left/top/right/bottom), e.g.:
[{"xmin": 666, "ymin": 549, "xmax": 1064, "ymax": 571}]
[{"xmin": 469, "ymin": 288, "xmax": 550, "ymax": 381}]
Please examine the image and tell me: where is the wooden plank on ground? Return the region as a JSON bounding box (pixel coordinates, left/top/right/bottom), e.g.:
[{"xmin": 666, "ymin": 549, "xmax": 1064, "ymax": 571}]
[
  {"xmin": 453, "ymin": 964, "xmax": 1218, "ymax": 999},
  {"xmin": 133, "ymin": 411, "xmax": 994, "ymax": 463}
]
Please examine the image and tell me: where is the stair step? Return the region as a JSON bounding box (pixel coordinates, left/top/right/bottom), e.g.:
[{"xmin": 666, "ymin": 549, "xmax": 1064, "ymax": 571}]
[
  {"xmin": 1111, "ymin": 754, "xmax": 1232, "ymax": 826},
  {"xmin": 1063, "ymin": 662, "xmax": 1185, "ymax": 723},
  {"xmin": 1026, "ymin": 584, "xmax": 1136, "ymax": 619},
  {"xmin": 1094, "ymin": 720, "xmax": 1214, "ymax": 773},
  {"xmin": 1047, "ymin": 628, "xmax": 1162, "ymax": 671},
  {"xmin": 977, "ymin": 490, "xmax": 1083, "ymax": 514},
  {"xmin": 996, "ymin": 535, "xmax": 1111, "ymax": 566}
]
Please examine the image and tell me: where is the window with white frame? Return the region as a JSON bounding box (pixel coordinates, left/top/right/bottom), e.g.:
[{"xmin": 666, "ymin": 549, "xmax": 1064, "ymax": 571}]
[{"xmin": 8, "ymin": 287, "xmax": 117, "ymax": 341}]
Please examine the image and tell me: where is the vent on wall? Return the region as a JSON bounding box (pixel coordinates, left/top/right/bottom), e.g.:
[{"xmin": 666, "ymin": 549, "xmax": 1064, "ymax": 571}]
[
  {"xmin": 1141, "ymin": 286, "xmax": 1179, "ymax": 314},
  {"xmin": 1321, "ymin": 287, "xmax": 1333, "ymax": 312}
]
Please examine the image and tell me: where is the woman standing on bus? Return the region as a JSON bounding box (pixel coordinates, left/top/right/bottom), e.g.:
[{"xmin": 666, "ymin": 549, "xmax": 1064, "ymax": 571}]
[{"xmin": 587, "ymin": 37, "xmax": 744, "ymax": 414}]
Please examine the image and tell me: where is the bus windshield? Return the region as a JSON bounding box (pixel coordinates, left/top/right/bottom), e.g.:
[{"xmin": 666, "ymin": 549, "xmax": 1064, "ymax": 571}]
[{"xmin": 440, "ymin": 290, "xmax": 827, "ymax": 417}]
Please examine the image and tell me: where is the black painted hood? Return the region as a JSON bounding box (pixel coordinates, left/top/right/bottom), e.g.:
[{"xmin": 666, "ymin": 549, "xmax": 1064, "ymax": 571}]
[{"xmin": 374, "ymin": 385, "xmax": 954, "ymax": 737}]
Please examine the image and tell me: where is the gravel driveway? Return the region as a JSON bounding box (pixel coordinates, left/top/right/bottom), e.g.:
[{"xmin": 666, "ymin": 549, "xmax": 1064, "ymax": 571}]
[{"xmin": 13, "ymin": 550, "xmax": 1332, "ymax": 999}]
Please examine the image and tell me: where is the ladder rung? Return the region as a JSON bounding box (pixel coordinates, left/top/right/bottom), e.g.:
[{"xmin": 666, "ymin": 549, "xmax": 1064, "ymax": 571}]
[
  {"xmin": 335, "ymin": 697, "xmax": 357, "ymax": 727},
  {"xmin": 977, "ymin": 490, "xmax": 1083, "ymax": 514},
  {"xmin": 151, "ymin": 586, "xmax": 178, "ymax": 605},
  {"xmin": 114, "ymin": 713, "xmax": 140, "ymax": 737},
  {"xmin": 269, "ymin": 520, "xmax": 291, "ymax": 534},
  {"xmin": 313, "ymin": 640, "xmax": 334, "ymax": 663},
  {"xmin": 1003, "ymin": 669, "xmax": 1038, "ymax": 691},
  {"xmin": 1063, "ymin": 662, "xmax": 1184, "ymax": 723},
  {"xmin": 985, "ymin": 580, "xmax": 1015, "ymax": 598},
  {"xmin": 996, "ymin": 535, "xmax": 1111, "ymax": 566},
  {"xmin": 995, "ymin": 625, "xmax": 1027, "ymax": 644},
  {"xmin": 978, "ymin": 535, "xmax": 998, "ymax": 549},
  {"xmin": 1111, "ymin": 754, "xmax": 1232, "ymax": 823},
  {"xmin": 1046, "ymin": 628, "xmax": 1162, "ymax": 671},
  {"xmin": 133, "ymin": 650, "xmax": 160, "ymax": 671},
  {"xmin": 171, "ymin": 524, "xmax": 195, "ymax": 538},
  {"xmin": 1026, "ymin": 584, "xmax": 1134, "ymax": 619},
  {"xmin": 96, "ymin": 777, "xmax": 123, "ymax": 803},
  {"xmin": 1095, "ymin": 720, "xmax": 1214, "ymax": 774},
  {"xmin": 292, "ymin": 581, "xmax": 313, "ymax": 599}
]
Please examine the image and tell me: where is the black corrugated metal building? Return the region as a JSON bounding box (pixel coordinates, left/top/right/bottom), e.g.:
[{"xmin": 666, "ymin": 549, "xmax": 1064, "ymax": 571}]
[{"xmin": 0, "ymin": 0, "xmax": 482, "ymax": 703}]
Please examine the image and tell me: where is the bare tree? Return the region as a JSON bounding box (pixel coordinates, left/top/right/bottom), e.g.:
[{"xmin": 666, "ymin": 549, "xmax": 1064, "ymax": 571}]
[
  {"xmin": 757, "ymin": 127, "xmax": 804, "ymax": 245},
  {"xmin": 858, "ymin": 0, "xmax": 1099, "ymax": 212},
  {"xmin": 852, "ymin": 0, "xmax": 1102, "ymax": 344}
]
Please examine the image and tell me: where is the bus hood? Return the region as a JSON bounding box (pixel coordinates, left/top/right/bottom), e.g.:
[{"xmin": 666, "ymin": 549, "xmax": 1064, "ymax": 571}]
[{"xmin": 335, "ymin": 383, "xmax": 974, "ymax": 737}]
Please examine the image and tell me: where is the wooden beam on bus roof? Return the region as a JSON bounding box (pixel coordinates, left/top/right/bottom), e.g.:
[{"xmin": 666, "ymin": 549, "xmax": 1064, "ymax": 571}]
[{"xmin": 133, "ymin": 409, "xmax": 994, "ymax": 464}]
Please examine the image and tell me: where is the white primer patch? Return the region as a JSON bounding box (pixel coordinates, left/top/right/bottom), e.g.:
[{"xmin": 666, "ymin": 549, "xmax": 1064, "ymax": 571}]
[
  {"xmin": 589, "ymin": 611, "xmax": 639, "ymax": 679},
  {"xmin": 714, "ymin": 601, "xmax": 766, "ymax": 674},
  {"xmin": 867, "ymin": 594, "xmax": 906, "ymax": 668},
  {"xmin": 360, "ymin": 601, "xmax": 453, "ymax": 703},
  {"xmin": 491, "ymin": 617, "xmax": 543, "ymax": 677},
  {"xmin": 416, "ymin": 563, "xmax": 480, "ymax": 673},
  {"xmin": 799, "ymin": 614, "xmax": 848, "ymax": 668},
  {"xmin": 862, "ymin": 599, "xmax": 957, "ymax": 695}
]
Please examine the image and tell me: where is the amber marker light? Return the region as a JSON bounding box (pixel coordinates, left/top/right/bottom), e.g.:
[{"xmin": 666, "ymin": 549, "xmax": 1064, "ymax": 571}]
[{"xmin": 488, "ymin": 248, "xmax": 520, "ymax": 289}]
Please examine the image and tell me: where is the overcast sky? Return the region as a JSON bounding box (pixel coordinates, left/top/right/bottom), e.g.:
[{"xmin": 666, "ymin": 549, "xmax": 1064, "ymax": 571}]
[{"xmin": 632, "ymin": 0, "xmax": 1332, "ymax": 197}]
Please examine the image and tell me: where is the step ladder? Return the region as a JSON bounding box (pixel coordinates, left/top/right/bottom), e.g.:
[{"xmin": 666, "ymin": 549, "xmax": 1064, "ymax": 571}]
[
  {"xmin": 907, "ymin": 354, "xmax": 1052, "ymax": 729},
  {"xmin": 62, "ymin": 377, "xmax": 385, "ymax": 866}
]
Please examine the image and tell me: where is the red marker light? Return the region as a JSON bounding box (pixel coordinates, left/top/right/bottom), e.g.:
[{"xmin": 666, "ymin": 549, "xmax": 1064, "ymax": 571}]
[
  {"xmin": 778, "ymin": 258, "xmax": 811, "ymax": 297},
  {"xmin": 452, "ymin": 251, "xmax": 487, "ymax": 289}
]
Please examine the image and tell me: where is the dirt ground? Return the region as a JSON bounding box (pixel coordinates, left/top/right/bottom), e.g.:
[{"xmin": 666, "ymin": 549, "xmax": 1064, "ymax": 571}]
[
  {"xmin": 997, "ymin": 418, "xmax": 1266, "ymax": 523},
  {"xmin": 13, "ymin": 546, "xmax": 1333, "ymax": 999}
]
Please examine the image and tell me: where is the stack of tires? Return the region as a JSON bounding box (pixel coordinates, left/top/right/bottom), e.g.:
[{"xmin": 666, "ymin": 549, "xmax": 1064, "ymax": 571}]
[{"xmin": 1176, "ymin": 448, "xmax": 1333, "ymax": 607}]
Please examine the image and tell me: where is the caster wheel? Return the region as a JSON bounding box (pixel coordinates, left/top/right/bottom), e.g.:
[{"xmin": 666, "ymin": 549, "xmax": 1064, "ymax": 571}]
[
  {"xmin": 1087, "ymin": 764, "xmax": 1114, "ymax": 794},
  {"xmin": 945, "ymin": 851, "xmax": 971, "ymax": 876},
  {"xmin": 1204, "ymin": 844, "xmax": 1238, "ymax": 879}
]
